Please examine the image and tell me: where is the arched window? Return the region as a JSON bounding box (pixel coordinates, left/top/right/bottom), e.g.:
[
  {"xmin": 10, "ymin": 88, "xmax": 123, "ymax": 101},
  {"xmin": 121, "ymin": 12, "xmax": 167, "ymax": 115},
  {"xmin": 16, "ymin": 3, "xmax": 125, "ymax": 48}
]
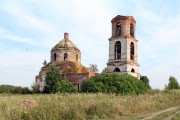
[
  {"xmin": 115, "ymin": 41, "xmax": 121, "ymax": 60},
  {"xmin": 130, "ymin": 42, "xmax": 134, "ymax": 60},
  {"xmin": 54, "ymin": 53, "xmax": 57, "ymax": 61},
  {"xmin": 131, "ymin": 68, "xmax": 135, "ymax": 73},
  {"xmin": 116, "ymin": 22, "xmax": 121, "ymax": 36},
  {"xmin": 76, "ymin": 54, "xmax": 78, "ymax": 61},
  {"xmin": 64, "ymin": 53, "xmax": 68, "ymax": 61},
  {"xmin": 130, "ymin": 23, "xmax": 134, "ymax": 37},
  {"xmin": 114, "ymin": 68, "xmax": 120, "ymax": 72}
]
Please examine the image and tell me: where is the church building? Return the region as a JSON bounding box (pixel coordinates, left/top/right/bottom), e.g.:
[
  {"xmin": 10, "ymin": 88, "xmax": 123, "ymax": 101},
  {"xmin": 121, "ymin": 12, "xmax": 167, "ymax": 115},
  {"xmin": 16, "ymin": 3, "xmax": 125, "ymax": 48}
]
[
  {"xmin": 35, "ymin": 15, "xmax": 140, "ymax": 91},
  {"xmin": 35, "ymin": 33, "xmax": 95, "ymax": 91},
  {"xmin": 107, "ymin": 15, "xmax": 140, "ymax": 78}
]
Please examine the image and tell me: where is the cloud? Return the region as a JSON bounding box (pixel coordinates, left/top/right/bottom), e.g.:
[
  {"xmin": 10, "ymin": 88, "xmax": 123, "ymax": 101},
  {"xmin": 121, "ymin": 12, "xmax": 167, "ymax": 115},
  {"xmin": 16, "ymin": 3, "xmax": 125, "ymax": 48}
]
[
  {"xmin": 133, "ymin": 2, "xmax": 180, "ymax": 89},
  {"xmin": 0, "ymin": 28, "xmax": 36, "ymax": 45},
  {"xmin": 0, "ymin": 0, "xmax": 180, "ymax": 89},
  {"xmin": 0, "ymin": 1, "xmax": 58, "ymax": 35},
  {"xmin": 0, "ymin": 49, "xmax": 49, "ymax": 87}
]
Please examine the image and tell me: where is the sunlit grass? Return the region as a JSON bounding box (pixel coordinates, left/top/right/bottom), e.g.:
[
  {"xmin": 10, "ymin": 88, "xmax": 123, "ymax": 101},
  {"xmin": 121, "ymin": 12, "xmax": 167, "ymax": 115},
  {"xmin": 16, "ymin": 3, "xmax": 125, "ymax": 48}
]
[{"xmin": 0, "ymin": 90, "xmax": 179, "ymax": 120}]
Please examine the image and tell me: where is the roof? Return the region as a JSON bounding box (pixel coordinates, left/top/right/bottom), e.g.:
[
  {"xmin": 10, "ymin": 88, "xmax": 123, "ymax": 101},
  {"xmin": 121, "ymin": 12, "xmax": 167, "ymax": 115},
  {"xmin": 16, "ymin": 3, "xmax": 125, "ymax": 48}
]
[
  {"xmin": 111, "ymin": 15, "xmax": 136, "ymax": 22},
  {"xmin": 51, "ymin": 33, "xmax": 79, "ymax": 51}
]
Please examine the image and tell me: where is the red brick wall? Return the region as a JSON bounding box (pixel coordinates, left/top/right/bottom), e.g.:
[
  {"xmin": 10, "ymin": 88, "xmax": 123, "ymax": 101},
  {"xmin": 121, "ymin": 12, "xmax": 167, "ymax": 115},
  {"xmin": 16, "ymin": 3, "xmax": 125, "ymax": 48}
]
[{"xmin": 66, "ymin": 72, "xmax": 96, "ymax": 90}]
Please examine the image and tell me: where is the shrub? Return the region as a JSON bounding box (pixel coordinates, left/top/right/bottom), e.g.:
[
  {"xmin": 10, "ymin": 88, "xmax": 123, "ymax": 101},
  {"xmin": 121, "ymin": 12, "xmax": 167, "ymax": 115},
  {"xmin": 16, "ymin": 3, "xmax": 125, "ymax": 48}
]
[
  {"xmin": 43, "ymin": 66, "xmax": 62, "ymax": 93},
  {"xmin": 140, "ymin": 76, "xmax": 151, "ymax": 89},
  {"xmin": 166, "ymin": 76, "xmax": 180, "ymax": 90},
  {"xmin": 0, "ymin": 85, "xmax": 32, "ymax": 94},
  {"xmin": 43, "ymin": 65, "xmax": 77, "ymax": 93},
  {"xmin": 56, "ymin": 80, "xmax": 78, "ymax": 93},
  {"xmin": 81, "ymin": 73, "xmax": 148, "ymax": 95}
]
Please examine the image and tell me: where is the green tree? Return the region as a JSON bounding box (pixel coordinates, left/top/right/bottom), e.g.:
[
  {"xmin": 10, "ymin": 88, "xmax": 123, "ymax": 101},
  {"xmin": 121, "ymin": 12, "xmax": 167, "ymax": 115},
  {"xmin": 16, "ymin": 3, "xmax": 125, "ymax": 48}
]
[
  {"xmin": 166, "ymin": 76, "xmax": 180, "ymax": 90},
  {"xmin": 88, "ymin": 64, "xmax": 98, "ymax": 73},
  {"xmin": 140, "ymin": 76, "xmax": 151, "ymax": 89},
  {"xmin": 81, "ymin": 79, "xmax": 106, "ymax": 93},
  {"xmin": 56, "ymin": 80, "xmax": 78, "ymax": 93},
  {"xmin": 101, "ymin": 67, "xmax": 110, "ymax": 74},
  {"xmin": 43, "ymin": 66, "xmax": 62, "ymax": 93},
  {"xmin": 81, "ymin": 73, "xmax": 148, "ymax": 95},
  {"xmin": 0, "ymin": 85, "xmax": 32, "ymax": 94}
]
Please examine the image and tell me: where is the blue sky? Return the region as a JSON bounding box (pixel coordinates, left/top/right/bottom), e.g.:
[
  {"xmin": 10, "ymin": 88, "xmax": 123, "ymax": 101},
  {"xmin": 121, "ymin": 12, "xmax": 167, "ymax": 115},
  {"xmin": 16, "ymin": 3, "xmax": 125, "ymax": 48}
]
[{"xmin": 0, "ymin": 0, "xmax": 180, "ymax": 89}]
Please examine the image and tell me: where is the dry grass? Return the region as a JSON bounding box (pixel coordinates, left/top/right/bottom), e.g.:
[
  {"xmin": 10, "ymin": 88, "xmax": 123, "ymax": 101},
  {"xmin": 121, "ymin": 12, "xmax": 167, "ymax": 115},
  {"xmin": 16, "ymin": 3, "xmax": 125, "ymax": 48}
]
[{"xmin": 0, "ymin": 90, "xmax": 179, "ymax": 120}]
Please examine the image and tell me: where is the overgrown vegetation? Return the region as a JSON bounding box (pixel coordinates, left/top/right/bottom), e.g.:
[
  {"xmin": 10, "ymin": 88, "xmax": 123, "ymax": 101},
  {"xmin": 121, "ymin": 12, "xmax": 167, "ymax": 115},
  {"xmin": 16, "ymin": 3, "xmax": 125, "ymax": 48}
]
[
  {"xmin": 140, "ymin": 75, "xmax": 151, "ymax": 89},
  {"xmin": 165, "ymin": 76, "xmax": 180, "ymax": 90},
  {"xmin": 0, "ymin": 90, "xmax": 179, "ymax": 120},
  {"xmin": 0, "ymin": 85, "xmax": 32, "ymax": 94},
  {"xmin": 88, "ymin": 64, "xmax": 98, "ymax": 72},
  {"xmin": 43, "ymin": 66, "xmax": 77, "ymax": 93},
  {"xmin": 81, "ymin": 73, "xmax": 149, "ymax": 95},
  {"xmin": 56, "ymin": 80, "xmax": 78, "ymax": 93}
]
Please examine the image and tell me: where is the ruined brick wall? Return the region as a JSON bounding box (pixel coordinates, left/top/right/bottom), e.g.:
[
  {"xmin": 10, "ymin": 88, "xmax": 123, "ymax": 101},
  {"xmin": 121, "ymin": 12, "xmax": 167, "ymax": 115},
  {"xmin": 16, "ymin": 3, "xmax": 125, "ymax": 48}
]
[
  {"xmin": 107, "ymin": 15, "xmax": 140, "ymax": 79},
  {"xmin": 51, "ymin": 48, "xmax": 81, "ymax": 63},
  {"xmin": 66, "ymin": 72, "xmax": 96, "ymax": 90},
  {"xmin": 111, "ymin": 15, "xmax": 136, "ymax": 39}
]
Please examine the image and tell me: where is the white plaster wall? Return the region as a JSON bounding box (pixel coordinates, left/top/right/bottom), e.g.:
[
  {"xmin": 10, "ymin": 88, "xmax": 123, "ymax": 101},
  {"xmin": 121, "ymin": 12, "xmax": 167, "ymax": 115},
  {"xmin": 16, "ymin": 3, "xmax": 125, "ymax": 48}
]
[
  {"xmin": 126, "ymin": 38, "xmax": 138, "ymax": 62},
  {"xmin": 109, "ymin": 37, "xmax": 127, "ymax": 62},
  {"xmin": 107, "ymin": 64, "xmax": 127, "ymax": 72},
  {"xmin": 126, "ymin": 64, "xmax": 139, "ymax": 74}
]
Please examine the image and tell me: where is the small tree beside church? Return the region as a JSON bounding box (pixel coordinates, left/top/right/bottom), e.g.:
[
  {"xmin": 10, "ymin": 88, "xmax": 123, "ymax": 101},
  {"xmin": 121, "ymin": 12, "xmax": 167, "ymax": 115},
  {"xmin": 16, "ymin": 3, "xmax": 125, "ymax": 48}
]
[
  {"xmin": 56, "ymin": 80, "xmax": 78, "ymax": 93},
  {"xmin": 140, "ymin": 76, "xmax": 151, "ymax": 89},
  {"xmin": 88, "ymin": 64, "xmax": 98, "ymax": 73},
  {"xmin": 101, "ymin": 67, "xmax": 110, "ymax": 74},
  {"xmin": 43, "ymin": 65, "xmax": 77, "ymax": 93},
  {"xmin": 43, "ymin": 66, "xmax": 62, "ymax": 93}
]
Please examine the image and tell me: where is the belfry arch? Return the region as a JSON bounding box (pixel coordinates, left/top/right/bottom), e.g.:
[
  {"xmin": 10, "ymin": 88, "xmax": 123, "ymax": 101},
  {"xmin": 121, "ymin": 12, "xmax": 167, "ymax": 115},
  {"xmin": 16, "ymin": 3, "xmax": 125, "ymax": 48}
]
[{"xmin": 115, "ymin": 41, "xmax": 121, "ymax": 60}]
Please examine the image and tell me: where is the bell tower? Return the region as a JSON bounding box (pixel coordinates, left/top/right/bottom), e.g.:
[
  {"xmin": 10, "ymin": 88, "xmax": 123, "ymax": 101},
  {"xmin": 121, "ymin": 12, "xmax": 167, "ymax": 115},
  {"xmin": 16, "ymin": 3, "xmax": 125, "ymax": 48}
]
[{"xmin": 107, "ymin": 15, "xmax": 140, "ymax": 78}]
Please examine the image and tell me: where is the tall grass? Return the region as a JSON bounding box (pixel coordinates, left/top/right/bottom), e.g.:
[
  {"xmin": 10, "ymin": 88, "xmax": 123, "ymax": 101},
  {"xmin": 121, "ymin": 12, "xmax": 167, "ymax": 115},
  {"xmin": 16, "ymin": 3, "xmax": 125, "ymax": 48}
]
[{"xmin": 0, "ymin": 90, "xmax": 180, "ymax": 120}]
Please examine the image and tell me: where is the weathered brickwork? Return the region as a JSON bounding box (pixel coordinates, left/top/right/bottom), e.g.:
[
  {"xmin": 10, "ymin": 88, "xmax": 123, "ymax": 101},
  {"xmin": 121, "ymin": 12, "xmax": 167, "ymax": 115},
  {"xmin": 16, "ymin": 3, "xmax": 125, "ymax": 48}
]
[
  {"xmin": 35, "ymin": 33, "xmax": 92, "ymax": 91},
  {"xmin": 66, "ymin": 72, "xmax": 96, "ymax": 90},
  {"xmin": 107, "ymin": 15, "xmax": 140, "ymax": 79},
  {"xmin": 35, "ymin": 15, "xmax": 141, "ymax": 92},
  {"xmin": 111, "ymin": 16, "xmax": 136, "ymax": 38}
]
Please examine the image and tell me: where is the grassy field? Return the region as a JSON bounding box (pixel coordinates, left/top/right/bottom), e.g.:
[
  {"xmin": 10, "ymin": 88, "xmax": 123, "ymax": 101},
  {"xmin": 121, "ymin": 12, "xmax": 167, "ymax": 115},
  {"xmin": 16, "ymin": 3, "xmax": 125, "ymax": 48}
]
[{"xmin": 0, "ymin": 90, "xmax": 180, "ymax": 120}]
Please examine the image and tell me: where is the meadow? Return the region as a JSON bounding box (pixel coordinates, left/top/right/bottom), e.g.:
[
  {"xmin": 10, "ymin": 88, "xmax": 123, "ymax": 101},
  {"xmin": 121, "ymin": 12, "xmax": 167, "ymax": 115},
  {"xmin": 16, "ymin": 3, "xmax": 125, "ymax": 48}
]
[{"xmin": 0, "ymin": 90, "xmax": 180, "ymax": 120}]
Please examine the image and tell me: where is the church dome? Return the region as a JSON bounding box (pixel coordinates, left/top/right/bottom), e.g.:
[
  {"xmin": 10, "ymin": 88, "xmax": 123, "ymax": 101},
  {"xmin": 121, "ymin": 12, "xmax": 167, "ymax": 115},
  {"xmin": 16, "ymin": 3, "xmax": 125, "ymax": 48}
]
[
  {"xmin": 52, "ymin": 33, "xmax": 79, "ymax": 51},
  {"xmin": 50, "ymin": 32, "xmax": 81, "ymax": 63}
]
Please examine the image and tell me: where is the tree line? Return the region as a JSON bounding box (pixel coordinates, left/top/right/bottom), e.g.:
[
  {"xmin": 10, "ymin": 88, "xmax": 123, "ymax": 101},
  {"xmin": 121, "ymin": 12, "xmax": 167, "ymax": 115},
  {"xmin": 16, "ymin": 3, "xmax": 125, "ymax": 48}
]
[{"xmin": 0, "ymin": 65, "xmax": 179, "ymax": 94}]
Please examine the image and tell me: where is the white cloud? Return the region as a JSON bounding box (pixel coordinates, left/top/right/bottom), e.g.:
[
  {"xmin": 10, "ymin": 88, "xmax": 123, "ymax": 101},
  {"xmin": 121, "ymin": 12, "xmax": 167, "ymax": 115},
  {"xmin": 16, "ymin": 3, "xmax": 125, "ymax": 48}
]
[
  {"xmin": 0, "ymin": 1, "xmax": 58, "ymax": 35},
  {"xmin": 0, "ymin": 49, "xmax": 49, "ymax": 87},
  {"xmin": 0, "ymin": 0, "xmax": 180, "ymax": 89},
  {"xmin": 0, "ymin": 28, "xmax": 36, "ymax": 45}
]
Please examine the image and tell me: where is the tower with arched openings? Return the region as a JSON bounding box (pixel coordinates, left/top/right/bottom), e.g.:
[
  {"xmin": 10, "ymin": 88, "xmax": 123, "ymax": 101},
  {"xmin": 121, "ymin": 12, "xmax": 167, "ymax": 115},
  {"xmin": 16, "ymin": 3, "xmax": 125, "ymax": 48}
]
[{"xmin": 107, "ymin": 15, "xmax": 140, "ymax": 79}]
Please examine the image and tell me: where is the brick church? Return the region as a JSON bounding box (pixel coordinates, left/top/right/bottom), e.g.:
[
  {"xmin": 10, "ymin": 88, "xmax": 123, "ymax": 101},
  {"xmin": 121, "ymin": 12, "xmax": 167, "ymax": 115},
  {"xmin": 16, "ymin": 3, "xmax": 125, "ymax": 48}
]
[
  {"xmin": 35, "ymin": 15, "xmax": 140, "ymax": 91},
  {"xmin": 107, "ymin": 15, "xmax": 140, "ymax": 78},
  {"xmin": 35, "ymin": 33, "xmax": 96, "ymax": 91}
]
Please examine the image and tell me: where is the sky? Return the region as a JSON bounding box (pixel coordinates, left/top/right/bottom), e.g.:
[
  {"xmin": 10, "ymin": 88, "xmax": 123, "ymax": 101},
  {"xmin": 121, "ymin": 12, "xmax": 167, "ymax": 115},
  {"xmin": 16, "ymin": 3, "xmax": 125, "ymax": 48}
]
[{"xmin": 1, "ymin": 0, "xmax": 180, "ymax": 89}]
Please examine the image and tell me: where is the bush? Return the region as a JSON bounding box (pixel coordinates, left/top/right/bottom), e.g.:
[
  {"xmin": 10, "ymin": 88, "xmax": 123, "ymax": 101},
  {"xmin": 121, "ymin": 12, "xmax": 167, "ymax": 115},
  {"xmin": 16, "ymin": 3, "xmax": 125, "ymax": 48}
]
[
  {"xmin": 43, "ymin": 66, "xmax": 62, "ymax": 93},
  {"xmin": 81, "ymin": 73, "xmax": 148, "ymax": 95},
  {"xmin": 140, "ymin": 76, "xmax": 151, "ymax": 89},
  {"xmin": 56, "ymin": 80, "xmax": 78, "ymax": 93},
  {"xmin": 166, "ymin": 76, "xmax": 180, "ymax": 90},
  {"xmin": 0, "ymin": 85, "xmax": 32, "ymax": 94},
  {"xmin": 43, "ymin": 65, "xmax": 77, "ymax": 93}
]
